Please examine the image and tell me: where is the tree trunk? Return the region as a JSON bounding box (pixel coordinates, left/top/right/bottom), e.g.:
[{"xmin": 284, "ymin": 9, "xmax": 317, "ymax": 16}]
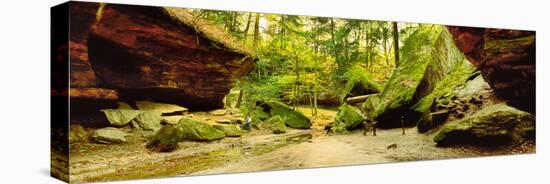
[
  {"xmin": 253, "ymin": 13, "xmax": 260, "ymax": 47},
  {"xmin": 365, "ymin": 22, "xmax": 371, "ymax": 68},
  {"xmin": 225, "ymin": 95, "xmax": 232, "ymax": 108},
  {"xmin": 235, "ymin": 90, "xmax": 244, "ymax": 108},
  {"xmin": 383, "ymin": 23, "xmax": 389, "ymax": 65},
  {"xmin": 392, "ymin": 22, "xmax": 400, "ymax": 67},
  {"xmin": 330, "ymin": 18, "xmax": 338, "ymax": 67},
  {"xmin": 242, "ymin": 13, "xmax": 253, "ymax": 43}
]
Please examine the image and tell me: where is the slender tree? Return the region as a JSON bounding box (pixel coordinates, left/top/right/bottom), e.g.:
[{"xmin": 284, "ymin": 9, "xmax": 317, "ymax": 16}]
[
  {"xmin": 392, "ymin": 22, "xmax": 400, "ymax": 67},
  {"xmin": 242, "ymin": 13, "xmax": 253, "ymax": 43}
]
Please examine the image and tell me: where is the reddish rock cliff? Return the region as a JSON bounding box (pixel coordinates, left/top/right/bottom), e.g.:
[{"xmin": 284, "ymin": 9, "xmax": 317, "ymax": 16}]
[
  {"xmin": 57, "ymin": 2, "xmax": 256, "ymax": 111},
  {"xmin": 447, "ymin": 26, "xmax": 535, "ymax": 112},
  {"xmin": 88, "ymin": 4, "xmax": 255, "ymax": 110}
]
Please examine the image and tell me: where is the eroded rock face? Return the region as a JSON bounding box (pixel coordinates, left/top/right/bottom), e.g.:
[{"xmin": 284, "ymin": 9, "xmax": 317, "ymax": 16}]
[
  {"xmin": 69, "ymin": 2, "xmax": 102, "ymax": 88},
  {"xmin": 61, "ymin": 2, "xmax": 255, "ymax": 112},
  {"xmin": 88, "ymin": 4, "xmax": 255, "ymax": 110},
  {"xmin": 412, "ymin": 60, "xmax": 477, "ymax": 133},
  {"xmin": 447, "ymin": 26, "xmax": 535, "ymax": 112}
]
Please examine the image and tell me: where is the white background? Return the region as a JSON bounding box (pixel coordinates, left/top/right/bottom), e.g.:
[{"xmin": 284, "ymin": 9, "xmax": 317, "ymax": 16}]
[{"xmin": 0, "ymin": 0, "xmax": 548, "ymax": 183}]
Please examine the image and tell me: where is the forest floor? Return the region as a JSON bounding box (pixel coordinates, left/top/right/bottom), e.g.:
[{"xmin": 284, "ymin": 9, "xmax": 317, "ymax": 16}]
[{"xmin": 66, "ymin": 107, "xmax": 534, "ymax": 183}]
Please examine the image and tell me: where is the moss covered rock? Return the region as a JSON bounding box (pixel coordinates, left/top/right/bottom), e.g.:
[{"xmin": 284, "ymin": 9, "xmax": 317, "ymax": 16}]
[
  {"xmin": 147, "ymin": 125, "xmax": 182, "ymax": 152},
  {"xmin": 132, "ymin": 111, "xmax": 162, "ymax": 131},
  {"xmin": 101, "ymin": 109, "xmax": 142, "ymax": 126},
  {"xmin": 260, "ymin": 115, "xmax": 287, "ymax": 134},
  {"xmin": 433, "ymin": 103, "xmax": 535, "ymax": 146},
  {"xmin": 331, "ymin": 104, "xmax": 366, "ymax": 133},
  {"xmin": 176, "ymin": 118, "xmax": 225, "ymax": 141},
  {"xmin": 213, "ymin": 124, "xmax": 244, "ymax": 137},
  {"xmin": 258, "ymin": 101, "xmax": 311, "ymax": 129},
  {"xmin": 373, "ymin": 25, "xmax": 466, "ymax": 128},
  {"xmin": 413, "ymin": 59, "xmax": 477, "ymax": 132}
]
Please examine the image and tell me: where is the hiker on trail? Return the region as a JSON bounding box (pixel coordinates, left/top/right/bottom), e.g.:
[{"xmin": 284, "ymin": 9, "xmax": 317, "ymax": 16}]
[
  {"xmin": 242, "ymin": 116, "xmax": 252, "ymax": 131},
  {"xmin": 363, "ymin": 110, "xmax": 376, "ymax": 136}
]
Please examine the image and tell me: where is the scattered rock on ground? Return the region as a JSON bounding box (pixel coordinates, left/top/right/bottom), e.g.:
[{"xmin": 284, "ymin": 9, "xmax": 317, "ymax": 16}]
[
  {"xmin": 136, "ymin": 101, "xmax": 188, "ymax": 115},
  {"xmin": 434, "ymin": 103, "xmax": 535, "ymax": 146},
  {"xmin": 161, "ymin": 116, "xmax": 184, "ymax": 125},
  {"xmin": 92, "ymin": 127, "xmax": 129, "ymax": 144},
  {"xmin": 209, "ymin": 109, "xmax": 227, "ymax": 116},
  {"xmin": 213, "ymin": 124, "xmax": 244, "ymax": 137},
  {"xmin": 387, "ymin": 143, "xmax": 397, "ymax": 149},
  {"xmin": 331, "ymin": 104, "xmax": 366, "ymax": 133},
  {"xmin": 230, "ymin": 117, "xmax": 245, "ymax": 124},
  {"xmin": 101, "ymin": 109, "xmax": 142, "ymax": 126},
  {"xmin": 215, "ymin": 119, "xmax": 232, "ymax": 124},
  {"xmin": 455, "ymin": 75, "xmax": 491, "ymax": 99},
  {"xmin": 132, "ymin": 111, "xmax": 162, "ymax": 131},
  {"xmin": 260, "ymin": 115, "xmax": 287, "ymax": 134},
  {"xmin": 147, "ymin": 126, "xmax": 182, "ymax": 152},
  {"xmin": 69, "ymin": 124, "xmax": 88, "ymax": 143},
  {"xmin": 176, "ymin": 118, "xmax": 225, "ymax": 141},
  {"xmin": 257, "ymin": 101, "xmax": 311, "ymax": 129}
]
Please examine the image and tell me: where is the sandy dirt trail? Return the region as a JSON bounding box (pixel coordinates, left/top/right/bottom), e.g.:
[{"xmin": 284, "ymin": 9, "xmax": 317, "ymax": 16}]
[{"xmin": 65, "ymin": 107, "xmax": 533, "ymax": 183}]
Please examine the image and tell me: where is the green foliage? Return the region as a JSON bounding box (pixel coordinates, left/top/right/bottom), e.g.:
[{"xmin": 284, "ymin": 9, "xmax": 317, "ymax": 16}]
[{"xmin": 336, "ymin": 66, "xmax": 383, "ymax": 101}]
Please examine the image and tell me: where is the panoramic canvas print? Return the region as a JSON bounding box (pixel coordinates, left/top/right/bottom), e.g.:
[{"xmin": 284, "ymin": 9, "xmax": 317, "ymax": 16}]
[{"xmin": 51, "ymin": 1, "xmax": 536, "ymax": 183}]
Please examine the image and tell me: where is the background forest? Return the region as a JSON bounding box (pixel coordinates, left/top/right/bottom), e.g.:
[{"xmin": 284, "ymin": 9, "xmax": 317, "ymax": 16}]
[{"xmin": 195, "ymin": 9, "xmax": 418, "ymax": 116}]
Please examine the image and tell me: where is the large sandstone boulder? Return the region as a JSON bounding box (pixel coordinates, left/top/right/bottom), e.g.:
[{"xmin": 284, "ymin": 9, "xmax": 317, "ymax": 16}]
[
  {"xmin": 147, "ymin": 125, "xmax": 182, "ymax": 152},
  {"xmin": 88, "ymin": 4, "xmax": 256, "ymax": 110},
  {"xmin": 260, "ymin": 115, "xmax": 288, "ymax": 134},
  {"xmin": 412, "ymin": 59, "xmax": 477, "ymax": 132},
  {"xmin": 176, "ymin": 118, "xmax": 225, "ymax": 141},
  {"xmin": 434, "ymin": 103, "xmax": 535, "ymax": 146},
  {"xmin": 447, "ymin": 26, "xmax": 535, "ymax": 112},
  {"xmin": 373, "ymin": 25, "xmax": 466, "ymax": 128},
  {"xmin": 331, "ymin": 104, "xmax": 366, "ymax": 133},
  {"xmin": 257, "ymin": 101, "xmax": 311, "ymax": 129}
]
